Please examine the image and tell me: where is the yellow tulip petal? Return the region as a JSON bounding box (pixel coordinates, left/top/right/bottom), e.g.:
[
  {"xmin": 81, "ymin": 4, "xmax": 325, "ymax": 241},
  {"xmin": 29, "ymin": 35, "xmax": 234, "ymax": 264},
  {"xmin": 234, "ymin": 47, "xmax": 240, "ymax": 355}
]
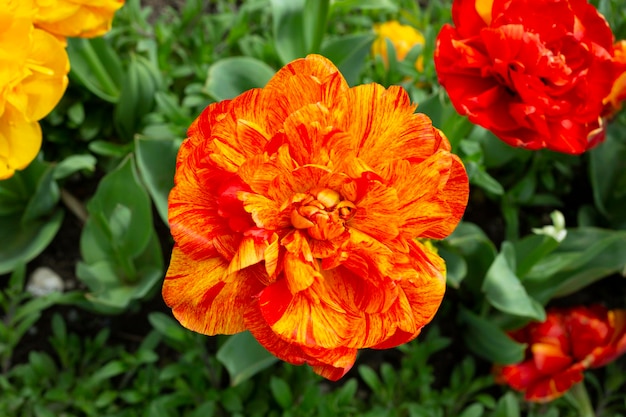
[
  {"xmin": 34, "ymin": 0, "xmax": 124, "ymax": 38},
  {"xmin": 21, "ymin": 29, "xmax": 69, "ymax": 121},
  {"xmin": 0, "ymin": 105, "xmax": 42, "ymax": 179}
]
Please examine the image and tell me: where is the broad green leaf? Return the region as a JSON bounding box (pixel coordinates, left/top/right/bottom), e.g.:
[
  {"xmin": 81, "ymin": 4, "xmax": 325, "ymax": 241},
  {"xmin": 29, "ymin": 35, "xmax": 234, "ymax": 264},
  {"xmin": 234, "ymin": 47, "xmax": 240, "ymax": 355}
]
[
  {"xmin": 148, "ymin": 312, "xmax": 191, "ymax": 347},
  {"xmin": 21, "ymin": 165, "xmax": 60, "ymax": 223},
  {"xmin": 217, "ymin": 331, "xmax": 279, "ymax": 386},
  {"xmin": 114, "ymin": 55, "xmax": 161, "ymax": 141},
  {"xmin": 513, "ymin": 234, "xmax": 561, "ymax": 279},
  {"xmin": 270, "ymin": 376, "xmax": 294, "ymax": 409},
  {"xmin": 77, "ymin": 246, "xmax": 162, "ymax": 315},
  {"xmin": 482, "ymin": 242, "xmax": 545, "ymax": 321},
  {"xmin": 205, "ymin": 57, "xmax": 275, "ymax": 101},
  {"xmin": 303, "ymin": 0, "xmax": 330, "ymax": 53},
  {"xmin": 153, "ymin": 91, "xmax": 193, "ymax": 126},
  {"xmin": 53, "ymin": 154, "xmax": 97, "ymax": 180},
  {"xmin": 589, "ymin": 127, "xmax": 626, "ymax": 228},
  {"xmin": 459, "ymin": 308, "xmax": 526, "ymax": 365},
  {"xmin": 89, "ymin": 360, "xmax": 127, "ymax": 383},
  {"xmin": 438, "ymin": 246, "xmax": 467, "ymax": 288},
  {"xmin": 330, "ymin": 0, "xmax": 398, "ymax": 12},
  {"xmin": 271, "ymin": 0, "xmax": 307, "ymax": 64},
  {"xmin": 493, "ymin": 391, "xmax": 520, "ymax": 417},
  {"xmin": 459, "ymin": 403, "xmax": 485, "ymax": 417},
  {"xmin": 135, "ymin": 137, "xmax": 181, "ymax": 225},
  {"xmin": 443, "ymin": 222, "xmax": 497, "ymax": 296},
  {"xmin": 82, "ymin": 155, "xmax": 153, "ymax": 263},
  {"xmin": 0, "ymin": 210, "xmax": 64, "ymax": 275},
  {"xmin": 464, "ymin": 161, "xmax": 504, "ymax": 195},
  {"xmin": 67, "ymin": 37, "xmax": 123, "ymax": 102},
  {"xmin": 88, "ymin": 140, "xmax": 133, "ymax": 158},
  {"xmin": 524, "ymin": 227, "xmax": 626, "ymax": 302},
  {"xmin": 358, "ymin": 365, "xmax": 383, "ymax": 393},
  {"xmin": 321, "ymin": 33, "xmax": 376, "ymax": 86}
]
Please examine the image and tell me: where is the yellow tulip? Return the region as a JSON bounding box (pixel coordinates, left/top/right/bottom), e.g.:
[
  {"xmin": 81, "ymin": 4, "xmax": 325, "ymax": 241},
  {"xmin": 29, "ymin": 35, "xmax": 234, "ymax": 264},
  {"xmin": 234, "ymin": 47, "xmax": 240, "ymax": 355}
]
[
  {"xmin": 1, "ymin": 0, "xmax": 69, "ymax": 179},
  {"xmin": 372, "ymin": 21, "xmax": 426, "ymax": 72},
  {"xmin": 34, "ymin": 0, "xmax": 125, "ymax": 38}
]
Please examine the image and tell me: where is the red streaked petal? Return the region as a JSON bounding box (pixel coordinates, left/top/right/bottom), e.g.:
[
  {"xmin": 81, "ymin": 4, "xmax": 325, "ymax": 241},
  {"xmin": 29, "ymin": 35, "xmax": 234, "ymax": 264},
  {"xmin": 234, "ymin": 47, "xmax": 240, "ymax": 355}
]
[
  {"xmin": 283, "ymin": 252, "xmax": 321, "ymax": 293},
  {"xmin": 531, "ymin": 342, "xmax": 573, "ymax": 374},
  {"xmin": 263, "ymin": 55, "xmax": 349, "ymax": 121},
  {"xmin": 524, "ymin": 368, "xmax": 584, "ymax": 403},
  {"xmin": 226, "ymin": 236, "xmax": 268, "ymax": 275},
  {"xmin": 245, "ymin": 303, "xmax": 357, "ymax": 380},
  {"xmin": 258, "ymin": 277, "xmax": 356, "ymax": 349},
  {"xmin": 163, "ymin": 246, "xmax": 263, "ymax": 335}
]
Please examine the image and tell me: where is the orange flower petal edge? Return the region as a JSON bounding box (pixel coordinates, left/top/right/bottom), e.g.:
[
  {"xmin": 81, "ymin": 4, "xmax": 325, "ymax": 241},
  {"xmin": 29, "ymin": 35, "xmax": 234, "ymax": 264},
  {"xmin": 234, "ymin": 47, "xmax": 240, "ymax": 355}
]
[
  {"xmin": 163, "ymin": 54, "xmax": 469, "ymax": 380},
  {"xmin": 494, "ymin": 305, "xmax": 626, "ymax": 402}
]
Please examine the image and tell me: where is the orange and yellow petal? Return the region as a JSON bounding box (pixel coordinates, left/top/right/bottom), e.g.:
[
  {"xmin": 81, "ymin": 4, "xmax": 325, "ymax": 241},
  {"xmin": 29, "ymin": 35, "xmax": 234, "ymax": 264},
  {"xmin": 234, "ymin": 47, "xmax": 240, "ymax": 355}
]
[
  {"xmin": 384, "ymin": 151, "xmax": 469, "ymax": 239},
  {"xmin": 163, "ymin": 245, "xmax": 264, "ymax": 335},
  {"xmin": 168, "ymin": 168, "xmax": 235, "ymax": 260},
  {"xmin": 257, "ymin": 277, "xmax": 358, "ymax": 349},
  {"xmin": 164, "ymin": 54, "xmax": 469, "ymax": 380},
  {"xmin": 245, "ymin": 303, "xmax": 357, "ymax": 380},
  {"xmin": 263, "ymin": 54, "xmax": 350, "ymax": 123}
]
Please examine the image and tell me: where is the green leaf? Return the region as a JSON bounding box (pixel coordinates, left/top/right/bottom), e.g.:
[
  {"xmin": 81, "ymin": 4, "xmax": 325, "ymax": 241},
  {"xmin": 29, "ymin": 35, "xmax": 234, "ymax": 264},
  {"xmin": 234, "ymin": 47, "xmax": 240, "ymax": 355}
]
[
  {"xmin": 464, "ymin": 161, "xmax": 504, "ymax": 195},
  {"xmin": 513, "ymin": 234, "xmax": 560, "ymax": 279},
  {"xmin": 53, "ymin": 154, "xmax": 97, "ymax": 180},
  {"xmin": 205, "ymin": 57, "xmax": 276, "ymax": 101},
  {"xmin": 493, "ymin": 391, "xmax": 520, "ymax": 417},
  {"xmin": 458, "ymin": 403, "xmax": 485, "ymax": 417},
  {"xmin": 148, "ymin": 312, "xmax": 191, "ymax": 347},
  {"xmin": 524, "ymin": 227, "xmax": 626, "ymax": 301},
  {"xmin": 89, "ymin": 360, "xmax": 127, "ymax": 383},
  {"xmin": 153, "ymin": 91, "xmax": 192, "ymax": 126},
  {"xmin": 321, "ymin": 33, "xmax": 376, "ymax": 86},
  {"xmin": 358, "ymin": 365, "xmax": 383, "ymax": 393},
  {"xmin": 303, "ymin": 0, "xmax": 330, "ymax": 53},
  {"xmin": 77, "ymin": 252, "xmax": 162, "ymax": 315},
  {"xmin": 443, "ymin": 222, "xmax": 497, "ymax": 295},
  {"xmin": 271, "ymin": 0, "xmax": 307, "ymax": 64},
  {"xmin": 216, "ymin": 331, "xmax": 279, "ymax": 386},
  {"xmin": 589, "ymin": 127, "xmax": 626, "ymax": 228},
  {"xmin": 439, "ymin": 246, "xmax": 467, "ymax": 288},
  {"xmin": 21, "ymin": 175, "xmax": 59, "ymax": 224},
  {"xmin": 0, "ymin": 210, "xmax": 64, "ymax": 275},
  {"xmin": 81, "ymin": 155, "xmax": 153, "ymax": 263},
  {"xmin": 330, "ymin": 0, "xmax": 398, "ymax": 12},
  {"xmin": 135, "ymin": 137, "xmax": 181, "ymax": 225},
  {"xmin": 67, "ymin": 37, "xmax": 123, "ymax": 102},
  {"xmin": 459, "ymin": 308, "xmax": 526, "ymax": 365},
  {"xmin": 270, "ymin": 376, "xmax": 293, "ymax": 409},
  {"xmin": 482, "ymin": 242, "xmax": 545, "ymax": 321},
  {"xmin": 88, "ymin": 140, "xmax": 133, "ymax": 158},
  {"xmin": 114, "ymin": 55, "xmax": 161, "ymax": 141}
]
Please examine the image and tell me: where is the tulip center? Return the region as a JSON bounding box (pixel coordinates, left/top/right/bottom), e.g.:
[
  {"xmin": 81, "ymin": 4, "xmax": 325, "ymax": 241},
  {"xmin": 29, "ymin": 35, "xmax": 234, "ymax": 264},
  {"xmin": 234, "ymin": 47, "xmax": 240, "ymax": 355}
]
[{"xmin": 289, "ymin": 188, "xmax": 356, "ymax": 240}]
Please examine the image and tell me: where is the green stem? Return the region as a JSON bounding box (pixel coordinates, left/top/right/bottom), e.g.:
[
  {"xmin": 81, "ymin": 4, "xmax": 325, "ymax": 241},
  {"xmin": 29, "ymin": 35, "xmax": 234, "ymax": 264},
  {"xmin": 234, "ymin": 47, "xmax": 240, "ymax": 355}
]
[{"xmin": 570, "ymin": 382, "xmax": 595, "ymax": 417}]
